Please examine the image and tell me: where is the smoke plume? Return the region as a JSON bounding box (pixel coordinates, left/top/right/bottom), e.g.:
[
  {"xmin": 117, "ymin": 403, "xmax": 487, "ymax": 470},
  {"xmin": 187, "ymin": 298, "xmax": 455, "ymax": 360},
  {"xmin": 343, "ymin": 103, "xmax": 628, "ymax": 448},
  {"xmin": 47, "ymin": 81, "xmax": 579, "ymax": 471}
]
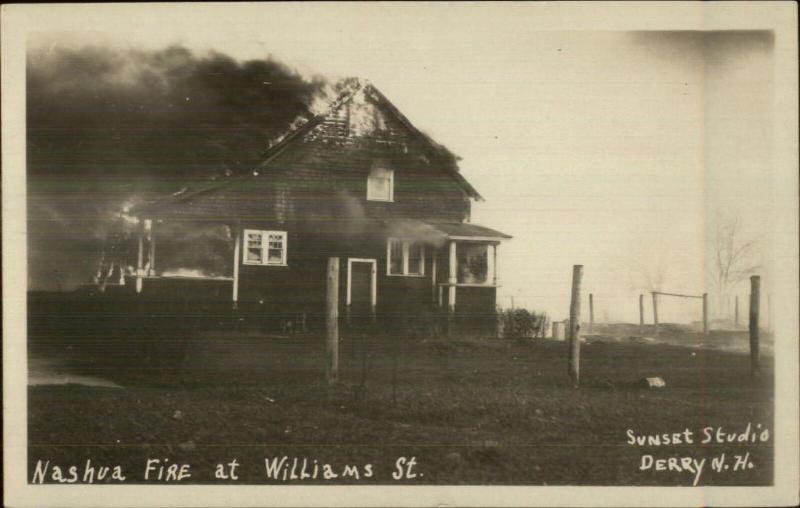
[{"xmin": 27, "ymin": 43, "xmax": 329, "ymax": 290}]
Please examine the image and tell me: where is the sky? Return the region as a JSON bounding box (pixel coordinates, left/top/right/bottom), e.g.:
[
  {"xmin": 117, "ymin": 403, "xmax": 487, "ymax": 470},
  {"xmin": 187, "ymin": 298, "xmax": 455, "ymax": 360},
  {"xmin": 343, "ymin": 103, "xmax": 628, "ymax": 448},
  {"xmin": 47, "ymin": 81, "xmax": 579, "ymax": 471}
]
[{"xmin": 25, "ymin": 5, "xmax": 777, "ymax": 323}]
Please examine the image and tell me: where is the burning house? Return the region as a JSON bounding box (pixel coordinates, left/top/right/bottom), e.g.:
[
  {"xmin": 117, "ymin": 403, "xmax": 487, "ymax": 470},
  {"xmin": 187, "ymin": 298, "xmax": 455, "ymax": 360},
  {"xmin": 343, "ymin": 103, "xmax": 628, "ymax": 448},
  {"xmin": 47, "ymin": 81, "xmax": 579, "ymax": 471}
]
[{"xmin": 109, "ymin": 80, "xmax": 510, "ymax": 333}]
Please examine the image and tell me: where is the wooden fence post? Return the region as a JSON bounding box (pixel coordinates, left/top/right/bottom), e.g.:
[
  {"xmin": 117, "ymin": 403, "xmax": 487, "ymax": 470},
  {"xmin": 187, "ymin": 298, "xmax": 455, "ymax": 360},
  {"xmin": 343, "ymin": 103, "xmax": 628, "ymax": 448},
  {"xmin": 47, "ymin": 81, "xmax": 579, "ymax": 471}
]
[
  {"xmin": 702, "ymin": 293, "xmax": 709, "ymax": 336},
  {"xmin": 749, "ymin": 276, "xmax": 760, "ymax": 379},
  {"xmin": 639, "ymin": 294, "xmax": 644, "ymax": 336},
  {"xmin": 588, "ymin": 293, "xmax": 594, "ymax": 333},
  {"xmin": 326, "ymin": 257, "xmax": 340, "ymax": 385},
  {"xmin": 651, "ymin": 292, "xmax": 659, "ymax": 337},
  {"xmin": 568, "ymin": 265, "xmax": 583, "ymax": 386}
]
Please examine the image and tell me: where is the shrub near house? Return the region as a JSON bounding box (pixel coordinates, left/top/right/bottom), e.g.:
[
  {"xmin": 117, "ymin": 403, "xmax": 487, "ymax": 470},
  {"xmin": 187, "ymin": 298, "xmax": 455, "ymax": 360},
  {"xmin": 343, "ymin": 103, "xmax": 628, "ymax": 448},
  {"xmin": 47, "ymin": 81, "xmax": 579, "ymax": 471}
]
[{"xmin": 499, "ymin": 308, "xmax": 550, "ymax": 339}]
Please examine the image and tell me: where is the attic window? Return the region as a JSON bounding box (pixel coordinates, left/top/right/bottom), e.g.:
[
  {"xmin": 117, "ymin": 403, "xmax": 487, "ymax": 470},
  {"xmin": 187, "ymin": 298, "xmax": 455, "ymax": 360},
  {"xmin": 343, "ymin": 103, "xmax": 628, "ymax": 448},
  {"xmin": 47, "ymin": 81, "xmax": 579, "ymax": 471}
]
[
  {"xmin": 243, "ymin": 230, "xmax": 287, "ymax": 266},
  {"xmin": 367, "ymin": 167, "xmax": 394, "ymax": 202}
]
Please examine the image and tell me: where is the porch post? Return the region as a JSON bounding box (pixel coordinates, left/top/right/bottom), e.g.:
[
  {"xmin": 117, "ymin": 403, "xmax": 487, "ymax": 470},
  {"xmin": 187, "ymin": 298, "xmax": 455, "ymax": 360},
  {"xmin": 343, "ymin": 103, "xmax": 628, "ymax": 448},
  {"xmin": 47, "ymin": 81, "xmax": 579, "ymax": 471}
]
[
  {"xmin": 370, "ymin": 261, "xmax": 377, "ymax": 322},
  {"xmin": 447, "ymin": 240, "xmax": 457, "ymax": 336},
  {"xmin": 431, "ymin": 252, "xmax": 437, "ymax": 303},
  {"xmin": 135, "ymin": 219, "xmax": 144, "ymax": 293},
  {"xmin": 489, "ymin": 243, "xmax": 497, "ymax": 286},
  {"xmin": 345, "ymin": 259, "xmax": 352, "ymax": 324},
  {"xmin": 232, "ymin": 221, "xmax": 240, "ymax": 307},
  {"xmin": 147, "ymin": 220, "xmax": 156, "ymax": 276}
]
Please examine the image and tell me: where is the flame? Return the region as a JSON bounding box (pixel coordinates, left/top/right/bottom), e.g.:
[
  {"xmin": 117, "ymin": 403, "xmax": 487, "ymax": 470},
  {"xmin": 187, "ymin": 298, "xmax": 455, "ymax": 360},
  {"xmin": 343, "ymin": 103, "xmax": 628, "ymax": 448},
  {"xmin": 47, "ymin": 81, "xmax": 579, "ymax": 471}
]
[{"xmin": 160, "ymin": 268, "xmax": 230, "ymax": 279}]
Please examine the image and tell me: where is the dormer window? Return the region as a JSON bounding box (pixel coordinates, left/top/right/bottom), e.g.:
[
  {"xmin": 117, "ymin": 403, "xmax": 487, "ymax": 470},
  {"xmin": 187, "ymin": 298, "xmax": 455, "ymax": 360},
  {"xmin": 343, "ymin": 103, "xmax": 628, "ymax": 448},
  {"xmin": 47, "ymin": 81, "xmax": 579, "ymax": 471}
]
[{"xmin": 367, "ymin": 167, "xmax": 394, "ymax": 202}]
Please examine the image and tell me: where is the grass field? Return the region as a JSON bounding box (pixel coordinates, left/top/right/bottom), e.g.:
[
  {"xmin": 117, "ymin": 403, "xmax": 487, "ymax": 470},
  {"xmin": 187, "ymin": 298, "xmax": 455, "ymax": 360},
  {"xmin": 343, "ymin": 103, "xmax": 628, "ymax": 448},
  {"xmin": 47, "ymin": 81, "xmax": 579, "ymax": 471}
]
[{"xmin": 27, "ymin": 298, "xmax": 775, "ymax": 486}]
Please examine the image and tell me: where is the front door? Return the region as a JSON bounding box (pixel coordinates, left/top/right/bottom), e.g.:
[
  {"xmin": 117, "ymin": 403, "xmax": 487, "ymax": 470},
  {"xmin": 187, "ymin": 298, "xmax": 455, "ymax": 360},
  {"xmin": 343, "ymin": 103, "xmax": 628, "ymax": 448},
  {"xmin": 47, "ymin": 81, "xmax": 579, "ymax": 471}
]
[{"xmin": 347, "ymin": 258, "xmax": 376, "ymax": 323}]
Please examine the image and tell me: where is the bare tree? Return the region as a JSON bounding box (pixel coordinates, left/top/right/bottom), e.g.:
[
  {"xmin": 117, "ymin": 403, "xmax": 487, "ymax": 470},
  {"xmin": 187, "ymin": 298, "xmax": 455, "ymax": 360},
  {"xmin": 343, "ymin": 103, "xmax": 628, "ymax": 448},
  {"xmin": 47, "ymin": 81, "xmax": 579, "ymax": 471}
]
[
  {"xmin": 711, "ymin": 214, "xmax": 761, "ymax": 318},
  {"xmin": 624, "ymin": 249, "xmax": 676, "ymax": 293}
]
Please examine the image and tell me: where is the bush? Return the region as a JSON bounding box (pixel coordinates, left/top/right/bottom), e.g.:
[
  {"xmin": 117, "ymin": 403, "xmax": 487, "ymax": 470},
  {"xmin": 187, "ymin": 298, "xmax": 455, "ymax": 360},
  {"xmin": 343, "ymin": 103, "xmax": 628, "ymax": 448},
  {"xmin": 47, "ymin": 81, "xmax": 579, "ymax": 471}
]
[{"xmin": 498, "ymin": 308, "xmax": 550, "ymax": 339}]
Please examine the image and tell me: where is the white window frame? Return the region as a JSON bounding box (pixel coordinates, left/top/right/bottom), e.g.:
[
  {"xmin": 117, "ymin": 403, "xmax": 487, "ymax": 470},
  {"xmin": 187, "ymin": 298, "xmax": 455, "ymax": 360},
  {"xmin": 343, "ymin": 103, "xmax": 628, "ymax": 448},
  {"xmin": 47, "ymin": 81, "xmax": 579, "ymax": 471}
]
[
  {"xmin": 386, "ymin": 238, "xmax": 425, "ymax": 277},
  {"xmin": 242, "ymin": 229, "xmax": 288, "ymax": 266},
  {"xmin": 367, "ymin": 167, "xmax": 394, "ymax": 202}
]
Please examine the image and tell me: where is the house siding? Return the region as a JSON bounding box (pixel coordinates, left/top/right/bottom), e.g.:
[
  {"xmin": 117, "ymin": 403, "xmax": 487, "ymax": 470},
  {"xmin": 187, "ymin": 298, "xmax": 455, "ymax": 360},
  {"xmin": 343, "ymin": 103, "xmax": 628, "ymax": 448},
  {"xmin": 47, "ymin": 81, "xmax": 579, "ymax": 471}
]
[
  {"xmin": 234, "ymin": 227, "xmax": 439, "ymax": 328},
  {"xmin": 231, "ymin": 226, "xmax": 497, "ymax": 334}
]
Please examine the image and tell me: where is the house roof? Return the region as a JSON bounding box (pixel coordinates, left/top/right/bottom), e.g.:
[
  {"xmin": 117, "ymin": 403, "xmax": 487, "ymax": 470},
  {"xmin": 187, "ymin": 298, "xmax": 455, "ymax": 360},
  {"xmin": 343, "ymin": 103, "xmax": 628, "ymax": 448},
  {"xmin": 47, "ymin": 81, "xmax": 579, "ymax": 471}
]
[
  {"xmin": 134, "ymin": 79, "xmax": 482, "ymax": 217},
  {"xmin": 252, "ymin": 80, "xmax": 481, "ymax": 199},
  {"xmin": 426, "ymin": 221, "xmax": 512, "ymax": 240},
  {"xmin": 364, "ymin": 85, "xmax": 482, "ymax": 200},
  {"xmin": 380, "ymin": 219, "xmax": 511, "ymax": 242}
]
